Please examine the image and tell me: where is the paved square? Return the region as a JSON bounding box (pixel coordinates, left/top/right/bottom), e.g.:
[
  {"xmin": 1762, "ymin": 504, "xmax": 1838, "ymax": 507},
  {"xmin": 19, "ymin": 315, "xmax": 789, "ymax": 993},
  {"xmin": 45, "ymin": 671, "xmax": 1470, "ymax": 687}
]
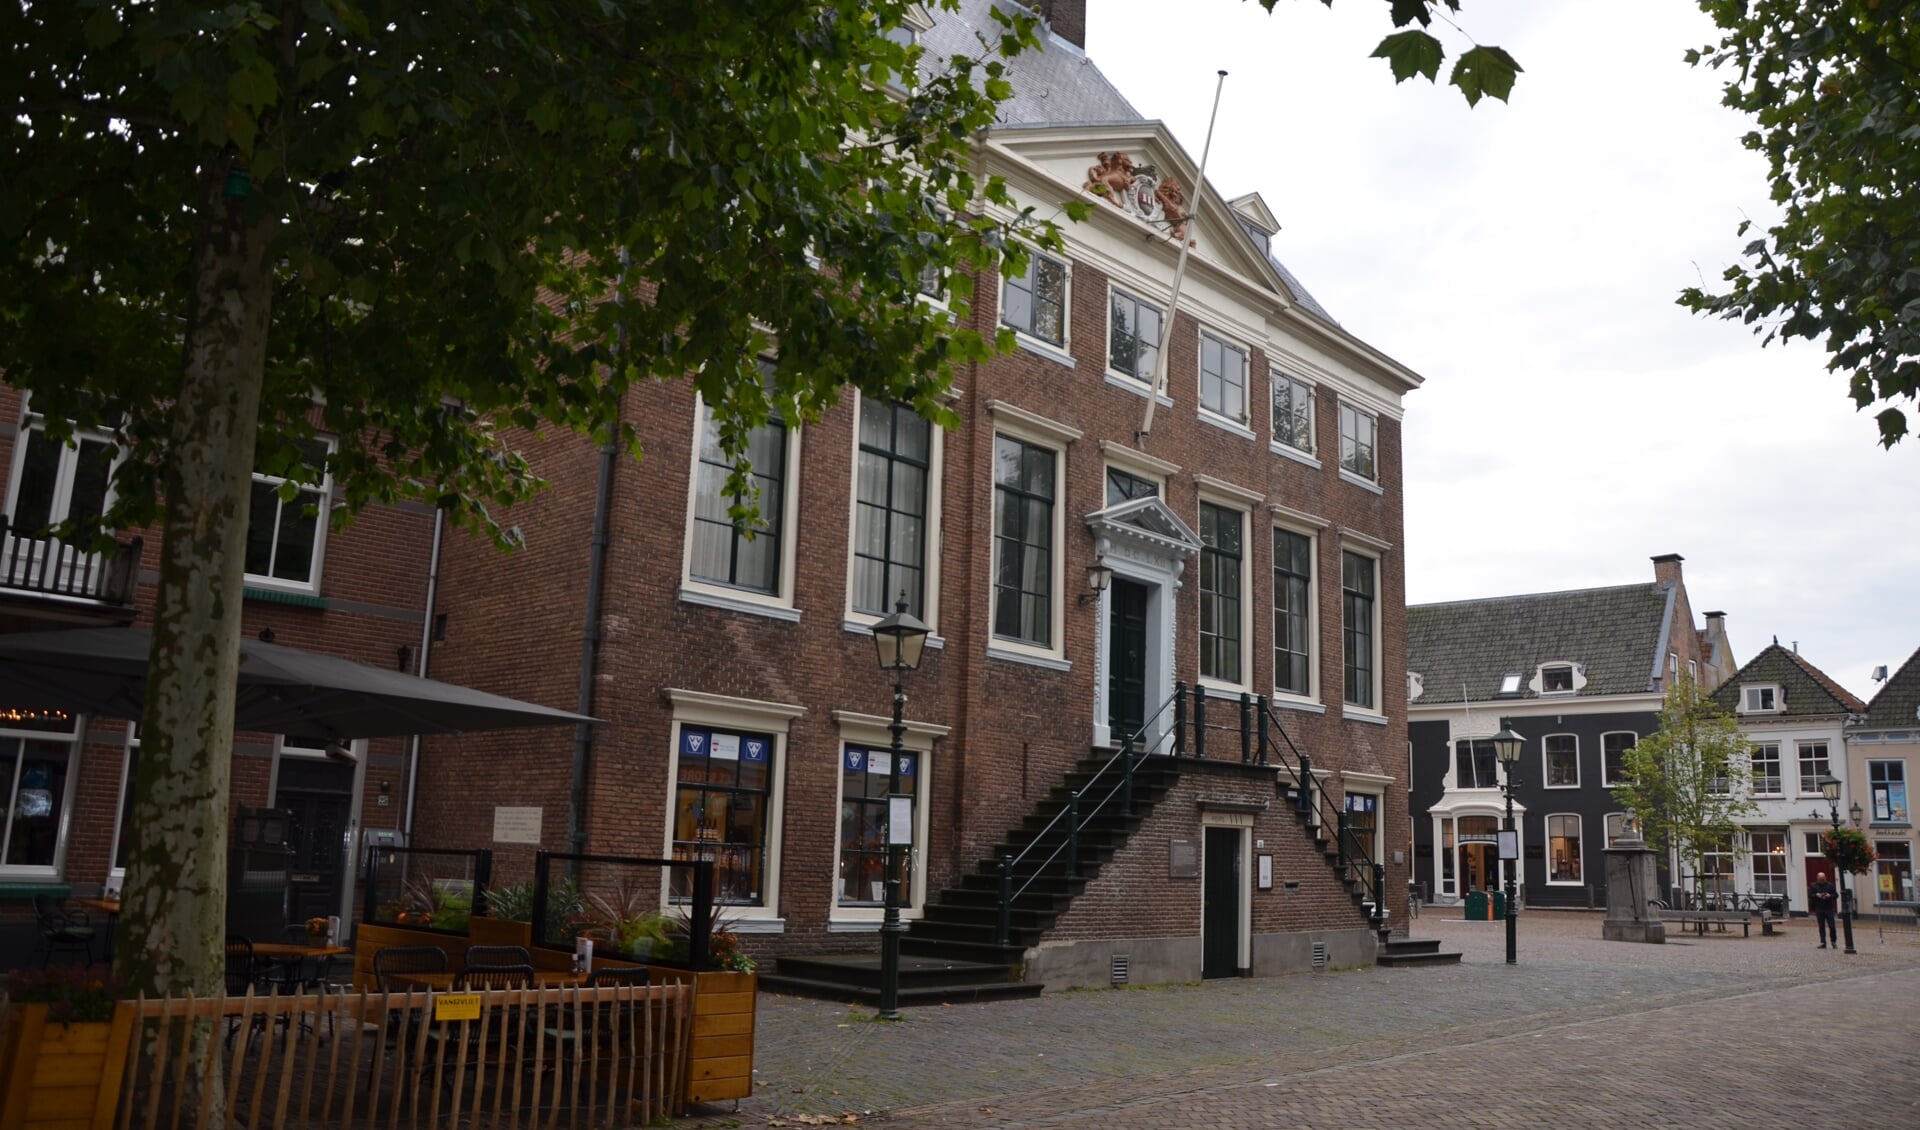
[{"xmin": 690, "ymin": 910, "xmax": 1920, "ymax": 1128}]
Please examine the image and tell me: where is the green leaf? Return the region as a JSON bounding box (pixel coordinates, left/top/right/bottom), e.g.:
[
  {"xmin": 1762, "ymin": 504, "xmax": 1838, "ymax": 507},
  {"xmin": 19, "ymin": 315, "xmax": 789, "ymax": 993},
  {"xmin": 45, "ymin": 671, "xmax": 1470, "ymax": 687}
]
[
  {"xmin": 1371, "ymin": 30, "xmax": 1444, "ymax": 85},
  {"xmin": 1450, "ymin": 44, "xmax": 1521, "ymax": 106}
]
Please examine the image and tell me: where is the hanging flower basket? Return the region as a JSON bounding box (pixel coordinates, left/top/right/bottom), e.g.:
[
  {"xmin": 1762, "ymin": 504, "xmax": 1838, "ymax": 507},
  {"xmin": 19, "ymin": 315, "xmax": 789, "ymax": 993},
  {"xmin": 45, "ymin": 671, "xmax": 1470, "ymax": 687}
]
[{"xmin": 1823, "ymin": 826, "xmax": 1877, "ymax": 875}]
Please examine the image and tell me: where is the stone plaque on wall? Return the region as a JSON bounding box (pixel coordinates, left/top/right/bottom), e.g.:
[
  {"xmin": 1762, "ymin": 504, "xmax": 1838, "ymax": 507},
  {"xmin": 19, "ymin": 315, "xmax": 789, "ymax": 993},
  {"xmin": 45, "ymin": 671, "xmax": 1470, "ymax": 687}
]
[
  {"xmin": 1169, "ymin": 837, "xmax": 1197, "ymax": 878},
  {"xmin": 493, "ymin": 806, "xmax": 543, "ymax": 845}
]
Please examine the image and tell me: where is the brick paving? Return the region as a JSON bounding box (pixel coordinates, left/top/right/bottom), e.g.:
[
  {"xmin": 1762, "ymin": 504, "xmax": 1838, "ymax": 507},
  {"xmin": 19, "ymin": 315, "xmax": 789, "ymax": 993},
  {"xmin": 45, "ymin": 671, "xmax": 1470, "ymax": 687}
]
[{"xmin": 688, "ymin": 910, "xmax": 1920, "ymax": 1128}]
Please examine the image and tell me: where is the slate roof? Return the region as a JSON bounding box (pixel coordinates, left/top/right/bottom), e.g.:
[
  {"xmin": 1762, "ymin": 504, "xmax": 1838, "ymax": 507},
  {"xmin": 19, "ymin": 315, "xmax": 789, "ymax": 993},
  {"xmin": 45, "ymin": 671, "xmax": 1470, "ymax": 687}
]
[
  {"xmin": 1860, "ymin": 645, "xmax": 1920, "ymax": 729},
  {"xmin": 922, "ymin": 0, "xmax": 1341, "ymax": 324},
  {"xmin": 1708, "ymin": 643, "xmax": 1866, "ymax": 718},
  {"xmin": 1406, "ymin": 583, "xmax": 1674, "ymax": 705}
]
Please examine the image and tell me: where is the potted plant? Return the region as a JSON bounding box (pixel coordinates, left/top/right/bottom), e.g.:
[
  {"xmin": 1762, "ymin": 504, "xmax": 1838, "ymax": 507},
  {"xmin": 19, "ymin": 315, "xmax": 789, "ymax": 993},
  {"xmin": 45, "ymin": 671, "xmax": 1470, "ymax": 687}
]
[{"xmin": 1, "ymin": 964, "xmax": 135, "ymax": 1128}]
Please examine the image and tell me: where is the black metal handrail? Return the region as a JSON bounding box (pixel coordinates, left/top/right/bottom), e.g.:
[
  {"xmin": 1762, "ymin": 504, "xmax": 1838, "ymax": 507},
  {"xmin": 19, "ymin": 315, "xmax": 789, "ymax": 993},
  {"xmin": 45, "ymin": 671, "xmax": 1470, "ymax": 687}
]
[
  {"xmin": 0, "ymin": 513, "xmax": 142, "ymax": 606},
  {"xmin": 1257, "ymin": 698, "xmax": 1387, "ymax": 931},
  {"xmin": 995, "ymin": 686, "xmax": 1184, "ymax": 946}
]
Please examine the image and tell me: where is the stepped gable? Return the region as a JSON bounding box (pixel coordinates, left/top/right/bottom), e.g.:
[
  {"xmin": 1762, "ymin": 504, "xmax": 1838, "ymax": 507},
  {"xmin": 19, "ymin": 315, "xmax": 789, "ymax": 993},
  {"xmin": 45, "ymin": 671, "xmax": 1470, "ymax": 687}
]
[{"xmin": 1408, "ymin": 583, "xmax": 1672, "ymax": 704}]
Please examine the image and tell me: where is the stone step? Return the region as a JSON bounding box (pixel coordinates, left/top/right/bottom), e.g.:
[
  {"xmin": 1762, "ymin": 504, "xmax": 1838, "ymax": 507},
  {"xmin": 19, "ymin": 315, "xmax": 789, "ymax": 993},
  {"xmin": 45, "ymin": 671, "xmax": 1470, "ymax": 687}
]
[
  {"xmin": 758, "ymin": 972, "xmax": 1043, "ymax": 1007},
  {"xmin": 773, "ymin": 952, "xmax": 1016, "ymax": 990}
]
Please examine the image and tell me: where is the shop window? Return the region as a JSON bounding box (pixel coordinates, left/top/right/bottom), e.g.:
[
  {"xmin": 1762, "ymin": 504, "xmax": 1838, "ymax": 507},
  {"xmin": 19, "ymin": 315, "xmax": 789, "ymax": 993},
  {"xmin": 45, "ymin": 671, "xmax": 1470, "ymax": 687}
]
[
  {"xmin": 1868, "ymin": 760, "xmax": 1908, "ymax": 823},
  {"xmin": 1547, "ymin": 814, "xmax": 1581, "ymax": 883},
  {"xmin": 1, "ymin": 710, "xmax": 80, "ymax": 875},
  {"xmin": 1875, "ymin": 841, "xmax": 1914, "ymax": 904},
  {"xmin": 670, "ymin": 727, "xmax": 774, "ymax": 906},
  {"xmin": 837, "ymin": 746, "xmax": 919, "ymax": 907}
]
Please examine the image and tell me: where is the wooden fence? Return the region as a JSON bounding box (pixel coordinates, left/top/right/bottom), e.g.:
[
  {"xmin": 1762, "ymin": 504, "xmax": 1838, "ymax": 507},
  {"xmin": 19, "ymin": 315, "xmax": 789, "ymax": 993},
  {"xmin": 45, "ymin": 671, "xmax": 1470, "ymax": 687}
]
[{"xmin": 109, "ymin": 983, "xmax": 693, "ymax": 1130}]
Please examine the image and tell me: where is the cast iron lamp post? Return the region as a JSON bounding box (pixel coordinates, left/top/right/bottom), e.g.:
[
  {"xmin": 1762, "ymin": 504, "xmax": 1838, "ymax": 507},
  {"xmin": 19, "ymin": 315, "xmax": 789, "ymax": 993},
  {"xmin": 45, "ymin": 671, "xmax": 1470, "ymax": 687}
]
[
  {"xmin": 1492, "ymin": 720, "xmax": 1525, "ymax": 965},
  {"xmin": 871, "ymin": 595, "xmax": 930, "ymax": 1019},
  {"xmin": 1818, "ymin": 773, "xmax": 1857, "ymax": 955}
]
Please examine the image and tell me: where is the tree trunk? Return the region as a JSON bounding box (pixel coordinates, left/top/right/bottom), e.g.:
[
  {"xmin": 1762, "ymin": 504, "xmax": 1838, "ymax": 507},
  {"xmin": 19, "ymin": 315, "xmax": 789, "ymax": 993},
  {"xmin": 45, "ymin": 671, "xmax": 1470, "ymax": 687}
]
[{"xmin": 115, "ymin": 165, "xmax": 274, "ymax": 999}]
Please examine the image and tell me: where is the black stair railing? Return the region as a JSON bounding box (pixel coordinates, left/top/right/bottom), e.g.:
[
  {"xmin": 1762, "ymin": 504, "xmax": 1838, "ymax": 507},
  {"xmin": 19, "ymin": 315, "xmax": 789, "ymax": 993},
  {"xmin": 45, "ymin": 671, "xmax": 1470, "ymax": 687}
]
[
  {"xmin": 1257, "ymin": 697, "xmax": 1388, "ymax": 932},
  {"xmin": 996, "ymin": 685, "xmax": 1185, "ymax": 946}
]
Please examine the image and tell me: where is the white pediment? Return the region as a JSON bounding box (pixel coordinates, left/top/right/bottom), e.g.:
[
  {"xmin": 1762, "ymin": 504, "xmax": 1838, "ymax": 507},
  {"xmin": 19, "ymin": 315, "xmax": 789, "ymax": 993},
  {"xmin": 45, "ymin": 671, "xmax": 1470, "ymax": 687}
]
[
  {"xmin": 1085, "ymin": 495, "xmax": 1202, "ymax": 562},
  {"xmin": 1227, "ymin": 192, "xmax": 1279, "ymax": 235}
]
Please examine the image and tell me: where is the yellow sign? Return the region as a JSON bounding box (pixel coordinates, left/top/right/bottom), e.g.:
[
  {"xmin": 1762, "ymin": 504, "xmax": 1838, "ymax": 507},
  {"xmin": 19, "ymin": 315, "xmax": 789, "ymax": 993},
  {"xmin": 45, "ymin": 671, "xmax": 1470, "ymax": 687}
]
[
  {"xmin": 1881, "ymin": 872, "xmax": 1895, "ymax": 895},
  {"xmin": 434, "ymin": 993, "xmax": 482, "ymax": 1022}
]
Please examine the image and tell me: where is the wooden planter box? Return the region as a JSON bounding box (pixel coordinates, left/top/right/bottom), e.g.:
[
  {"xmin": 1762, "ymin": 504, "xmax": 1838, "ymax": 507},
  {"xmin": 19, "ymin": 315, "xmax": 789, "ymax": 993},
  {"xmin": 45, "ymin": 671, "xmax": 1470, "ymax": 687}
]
[
  {"xmin": 651, "ymin": 968, "xmax": 756, "ymax": 1105},
  {"xmin": 0, "ymin": 1002, "xmax": 135, "ymax": 1130}
]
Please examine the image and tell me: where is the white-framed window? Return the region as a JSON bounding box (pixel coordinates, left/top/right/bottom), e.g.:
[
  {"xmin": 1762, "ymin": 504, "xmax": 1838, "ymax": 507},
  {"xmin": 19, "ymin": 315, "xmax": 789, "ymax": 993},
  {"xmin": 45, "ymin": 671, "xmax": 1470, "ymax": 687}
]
[
  {"xmin": 1541, "ymin": 665, "xmax": 1575, "ymax": 694},
  {"xmin": 1108, "ymin": 287, "xmax": 1163, "ymax": 385},
  {"xmin": 1198, "ymin": 330, "xmax": 1248, "ymax": 424},
  {"xmin": 1805, "ymin": 831, "xmax": 1824, "ymax": 857},
  {"xmin": 1270, "ymin": 370, "xmax": 1313, "ymax": 453},
  {"xmin": 1104, "ymin": 465, "xmax": 1159, "ymax": 506},
  {"xmin": 1750, "ymin": 741, "xmax": 1783, "ymax": 797},
  {"xmin": 837, "ymin": 744, "xmax": 921, "ymax": 908},
  {"xmin": 663, "ymin": 689, "xmax": 801, "ymax": 922},
  {"xmin": 1796, "ymin": 741, "xmax": 1831, "ymax": 795},
  {"xmin": 1271, "ymin": 525, "xmax": 1314, "ymax": 699},
  {"xmin": 1338, "ymin": 402, "xmax": 1377, "ymax": 482},
  {"xmin": 1341, "ymin": 550, "xmax": 1379, "ymax": 710},
  {"xmin": 1688, "ymin": 659, "xmax": 1698, "ymax": 683},
  {"xmin": 991, "ymin": 433, "xmax": 1061, "ymax": 653},
  {"xmin": 1343, "ymin": 790, "xmax": 1381, "ymax": 864},
  {"xmin": 1547, "ymin": 814, "xmax": 1582, "ymax": 884},
  {"xmin": 1455, "ymin": 739, "xmax": 1498, "ymax": 789},
  {"xmin": 849, "ymin": 397, "xmax": 936, "ymax": 624},
  {"xmin": 1699, "ymin": 834, "xmax": 1735, "ymax": 893},
  {"xmin": 1750, "ymin": 831, "xmax": 1788, "ymax": 896},
  {"xmin": 1669, "ymin": 652, "xmax": 1680, "ymax": 683},
  {"xmin": 245, "ymin": 436, "xmax": 335, "ymax": 594},
  {"xmin": 1198, "ymin": 501, "xmax": 1246, "ymax": 686},
  {"xmin": 1602, "ymin": 731, "xmax": 1636, "ymax": 787},
  {"xmin": 1875, "ymin": 840, "xmax": 1914, "ymax": 904},
  {"xmin": 1868, "ymin": 760, "xmax": 1909, "ymax": 822},
  {"xmin": 1604, "ymin": 812, "xmax": 1631, "ymax": 847},
  {"xmin": 109, "ymin": 723, "xmax": 140, "ymax": 884},
  {"xmin": 683, "ymin": 378, "xmax": 802, "ymax": 615},
  {"xmin": 1543, "ymin": 734, "xmax": 1579, "ymax": 788},
  {"xmin": 4, "ymin": 417, "xmax": 121, "ymax": 600},
  {"xmin": 0, "ymin": 709, "xmax": 81, "ymax": 877},
  {"xmin": 1001, "ymin": 250, "xmax": 1068, "ymax": 347},
  {"xmin": 1740, "ymin": 684, "xmax": 1782, "ymax": 714}
]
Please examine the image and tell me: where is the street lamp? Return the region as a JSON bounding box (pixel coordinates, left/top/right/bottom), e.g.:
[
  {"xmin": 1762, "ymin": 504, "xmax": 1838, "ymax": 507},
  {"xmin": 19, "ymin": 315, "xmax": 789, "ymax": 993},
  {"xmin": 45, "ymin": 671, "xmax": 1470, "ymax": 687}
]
[
  {"xmin": 1817, "ymin": 773, "xmax": 1857, "ymax": 955},
  {"xmin": 871, "ymin": 595, "xmax": 930, "ymax": 1019},
  {"xmin": 1492, "ymin": 720, "xmax": 1525, "ymax": 966}
]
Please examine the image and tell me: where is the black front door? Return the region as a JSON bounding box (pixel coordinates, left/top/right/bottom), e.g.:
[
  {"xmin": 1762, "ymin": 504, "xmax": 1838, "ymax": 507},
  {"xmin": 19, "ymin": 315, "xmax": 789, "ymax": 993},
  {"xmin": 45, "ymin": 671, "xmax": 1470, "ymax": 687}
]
[
  {"xmin": 1202, "ymin": 826, "xmax": 1241, "ymax": 979},
  {"xmin": 1106, "ymin": 578, "xmax": 1150, "ymax": 740},
  {"xmin": 279, "ymin": 758, "xmax": 354, "ymax": 924}
]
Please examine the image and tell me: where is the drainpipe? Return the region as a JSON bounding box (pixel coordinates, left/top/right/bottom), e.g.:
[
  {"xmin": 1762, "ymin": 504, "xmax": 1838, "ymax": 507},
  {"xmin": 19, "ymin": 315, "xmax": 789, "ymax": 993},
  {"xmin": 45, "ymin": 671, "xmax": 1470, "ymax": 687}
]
[
  {"xmin": 567, "ymin": 424, "xmax": 617, "ymax": 860},
  {"xmin": 402, "ymin": 507, "xmax": 445, "ymax": 840}
]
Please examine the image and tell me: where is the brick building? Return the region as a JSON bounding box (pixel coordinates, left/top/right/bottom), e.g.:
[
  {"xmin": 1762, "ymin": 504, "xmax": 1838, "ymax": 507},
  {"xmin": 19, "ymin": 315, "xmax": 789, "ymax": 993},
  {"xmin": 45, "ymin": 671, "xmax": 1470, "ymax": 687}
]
[{"xmin": 5, "ymin": 0, "xmax": 1426, "ymax": 988}]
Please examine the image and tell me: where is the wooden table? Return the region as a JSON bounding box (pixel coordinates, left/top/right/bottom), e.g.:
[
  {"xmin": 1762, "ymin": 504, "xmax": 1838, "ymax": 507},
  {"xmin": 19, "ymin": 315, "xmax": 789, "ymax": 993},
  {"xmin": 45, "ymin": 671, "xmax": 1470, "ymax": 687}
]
[
  {"xmin": 385, "ymin": 970, "xmax": 587, "ymax": 991},
  {"xmin": 72, "ymin": 897, "xmax": 122, "ymax": 956},
  {"xmin": 250, "ymin": 942, "xmax": 349, "ymax": 960}
]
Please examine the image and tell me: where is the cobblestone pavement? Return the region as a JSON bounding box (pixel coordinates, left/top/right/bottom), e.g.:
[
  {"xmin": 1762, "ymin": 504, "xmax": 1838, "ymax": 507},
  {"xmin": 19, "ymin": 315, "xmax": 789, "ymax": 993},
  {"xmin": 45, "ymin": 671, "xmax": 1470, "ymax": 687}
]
[{"xmin": 687, "ymin": 911, "xmax": 1920, "ymax": 1129}]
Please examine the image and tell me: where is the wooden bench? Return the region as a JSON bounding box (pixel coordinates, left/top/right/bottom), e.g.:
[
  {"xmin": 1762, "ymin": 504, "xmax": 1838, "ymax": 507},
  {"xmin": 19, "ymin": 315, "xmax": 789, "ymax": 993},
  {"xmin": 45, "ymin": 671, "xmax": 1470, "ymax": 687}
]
[
  {"xmin": 1660, "ymin": 908, "xmax": 1752, "ymax": 936},
  {"xmin": 1759, "ymin": 913, "xmax": 1786, "ymax": 936}
]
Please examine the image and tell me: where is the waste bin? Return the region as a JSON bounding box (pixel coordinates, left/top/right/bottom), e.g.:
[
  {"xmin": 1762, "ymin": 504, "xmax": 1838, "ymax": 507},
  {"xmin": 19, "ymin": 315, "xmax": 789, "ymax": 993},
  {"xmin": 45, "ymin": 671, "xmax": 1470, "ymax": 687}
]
[
  {"xmin": 1492, "ymin": 890, "xmax": 1508, "ymax": 919},
  {"xmin": 1464, "ymin": 890, "xmax": 1488, "ymax": 920}
]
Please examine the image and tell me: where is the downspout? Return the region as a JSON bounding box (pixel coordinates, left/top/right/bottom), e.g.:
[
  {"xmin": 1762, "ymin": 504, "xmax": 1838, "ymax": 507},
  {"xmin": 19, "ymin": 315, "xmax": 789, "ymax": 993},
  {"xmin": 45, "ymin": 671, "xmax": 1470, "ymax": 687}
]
[
  {"xmin": 402, "ymin": 507, "xmax": 444, "ymax": 840},
  {"xmin": 568, "ymin": 423, "xmax": 618, "ymax": 859}
]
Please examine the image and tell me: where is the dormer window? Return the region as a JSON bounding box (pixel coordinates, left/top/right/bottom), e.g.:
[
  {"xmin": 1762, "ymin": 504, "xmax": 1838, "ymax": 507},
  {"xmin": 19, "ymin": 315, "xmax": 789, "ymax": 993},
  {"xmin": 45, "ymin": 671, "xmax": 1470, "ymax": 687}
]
[
  {"xmin": 1741, "ymin": 685, "xmax": 1783, "ymax": 714},
  {"xmin": 1542, "ymin": 665, "xmax": 1574, "ymax": 694}
]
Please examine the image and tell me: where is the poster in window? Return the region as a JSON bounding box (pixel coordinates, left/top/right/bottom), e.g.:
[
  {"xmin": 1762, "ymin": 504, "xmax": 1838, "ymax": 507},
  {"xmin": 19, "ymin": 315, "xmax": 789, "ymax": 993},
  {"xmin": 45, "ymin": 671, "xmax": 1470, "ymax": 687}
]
[
  {"xmin": 680, "ymin": 729, "xmax": 709, "ymax": 757},
  {"xmin": 844, "ymin": 748, "xmax": 866, "ymax": 773},
  {"xmin": 866, "ymin": 751, "xmax": 891, "ymax": 778},
  {"xmin": 898, "ymin": 753, "xmax": 915, "ymax": 779},
  {"xmin": 743, "ymin": 736, "xmax": 768, "ymax": 763},
  {"xmin": 710, "ymin": 732, "xmax": 740, "ymax": 761}
]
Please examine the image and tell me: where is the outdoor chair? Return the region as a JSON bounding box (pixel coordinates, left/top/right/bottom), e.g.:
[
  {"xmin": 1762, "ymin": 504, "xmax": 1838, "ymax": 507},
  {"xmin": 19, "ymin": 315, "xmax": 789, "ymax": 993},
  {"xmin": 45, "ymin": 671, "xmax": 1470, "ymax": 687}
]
[
  {"xmin": 461, "ymin": 944, "xmax": 532, "ymax": 971},
  {"xmin": 32, "ymin": 894, "xmax": 96, "ymax": 967},
  {"xmin": 454, "ymin": 964, "xmax": 535, "ymax": 991},
  {"xmin": 542, "ymin": 964, "xmax": 652, "ymax": 1084},
  {"xmin": 223, "ymin": 936, "xmax": 274, "ymax": 1047},
  {"xmin": 426, "ymin": 965, "xmax": 536, "ymax": 1094},
  {"xmin": 372, "ymin": 944, "xmax": 448, "ymax": 993}
]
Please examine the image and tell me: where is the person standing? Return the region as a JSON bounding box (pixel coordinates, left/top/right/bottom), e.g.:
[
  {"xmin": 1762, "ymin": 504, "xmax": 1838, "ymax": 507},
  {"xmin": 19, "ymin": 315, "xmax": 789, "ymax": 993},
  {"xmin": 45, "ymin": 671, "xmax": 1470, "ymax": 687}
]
[{"xmin": 1808, "ymin": 870, "xmax": 1840, "ymax": 948}]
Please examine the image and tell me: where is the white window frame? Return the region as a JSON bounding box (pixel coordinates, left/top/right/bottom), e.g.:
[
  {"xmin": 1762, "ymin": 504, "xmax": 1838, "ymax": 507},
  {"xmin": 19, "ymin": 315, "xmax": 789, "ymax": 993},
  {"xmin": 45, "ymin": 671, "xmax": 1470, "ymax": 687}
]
[
  {"xmin": 1340, "ymin": 547, "xmax": 1382, "ymax": 716},
  {"xmin": 4, "ymin": 415, "xmax": 122, "ymax": 562},
  {"xmin": 1269, "ymin": 369, "xmax": 1315, "ymax": 457},
  {"xmin": 661, "ymin": 689, "xmax": 802, "ymax": 928},
  {"xmin": 1868, "ymin": 759, "xmax": 1908, "ymax": 823},
  {"xmin": 1197, "ymin": 328, "xmax": 1250, "ymax": 429},
  {"xmin": 1106, "ymin": 285, "xmax": 1164, "ymax": 388},
  {"xmin": 986, "ymin": 405, "xmax": 1077, "ymax": 667},
  {"xmin": 1535, "ymin": 663, "xmax": 1580, "ymax": 695},
  {"xmin": 1750, "ymin": 741, "xmax": 1783, "ymax": 797},
  {"xmin": 0, "ymin": 710, "xmax": 83, "ymax": 880},
  {"xmin": 829, "ymin": 710, "xmax": 949, "ymax": 926},
  {"xmin": 1796, "ymin": 741, "xmax": 1831, "ymax": 796},
  {"xmin": 1740, "ymin": 684, "xmax": 1783, "ymax": 714},
  {"xmin": 1604, "ymin": 812, "xmax": 1631, "ymax": 847},
  {"xmin": 1601, "ymin": 731, "xmax": 1636, "ymax": 787},
  {"xmin": 843, "ymin": 391, "xmax": 943, "ymax": 634},
  {"xmin": 1196, "ymin": 495, "xmax": 1251, "ymax": 693},
  {"xmin": 1542, "ymin": 733, "xmax": 1580, "ymax": 789},
  {"xmin": 1000, "ymin": 248, "xmax": 1070, "ymax": 353},
  {"xmin": 243, "ymin": 436, "xmax": 336, "ymax": 596},
  {"xmin": 680, "ymin": 391, "xmax": 804, "ymax": 620},
  {"xmin": 1337, "ymin": 401, "xmax": 1378, "ymax": 484},
  {"xmin": 1270, "ymin": 522, "xmax": 1318, "ymax": 705},
  {"xmin": 107, "ymin": 723, "xmax": 140, "ymax": 887},
  {"xmin": 1546, "ymin": 813, "xmax": 1583, "ymax": 885},
  {"xmin": 1750, "ymin": 830, "xmax": 1788, "ymax": 896}
]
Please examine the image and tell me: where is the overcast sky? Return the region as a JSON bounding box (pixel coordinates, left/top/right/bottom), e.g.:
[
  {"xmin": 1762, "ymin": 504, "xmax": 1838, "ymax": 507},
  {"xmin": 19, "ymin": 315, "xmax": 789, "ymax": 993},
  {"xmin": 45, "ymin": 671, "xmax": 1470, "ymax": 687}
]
[{"xmin": 1084, "ymin": 0, "xmax": 1918, "ymax": 702}]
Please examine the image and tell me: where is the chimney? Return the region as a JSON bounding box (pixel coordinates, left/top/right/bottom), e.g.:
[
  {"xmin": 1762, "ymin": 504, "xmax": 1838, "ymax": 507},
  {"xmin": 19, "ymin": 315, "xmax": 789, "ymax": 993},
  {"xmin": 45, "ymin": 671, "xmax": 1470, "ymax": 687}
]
[
  {"xmin": 1650, "ymin": 553, "xmax": 1684, "ymax": 588},
  {"xmin": 1041, "ymin": 0, "xmax": 1087, "ymax": 48}
]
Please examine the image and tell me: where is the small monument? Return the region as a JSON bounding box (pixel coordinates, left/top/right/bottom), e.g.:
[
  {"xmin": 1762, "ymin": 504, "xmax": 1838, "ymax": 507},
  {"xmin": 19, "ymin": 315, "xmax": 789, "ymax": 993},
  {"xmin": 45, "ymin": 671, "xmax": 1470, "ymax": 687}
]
[{"xmin": 1603, "ymin": 817, "xmax": 1665, "ymax": 943}]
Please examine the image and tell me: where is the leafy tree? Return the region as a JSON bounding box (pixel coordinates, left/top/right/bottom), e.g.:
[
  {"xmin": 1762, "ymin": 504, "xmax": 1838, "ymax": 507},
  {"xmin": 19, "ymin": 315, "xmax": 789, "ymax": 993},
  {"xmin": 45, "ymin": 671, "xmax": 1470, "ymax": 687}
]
[
  {"xmin": 1679, "ymin": 0, "xmax": 1920, "ymax": 447},
  {"xmin": 2, "ymin": 0, "xmax": 1078, "ymax": 998},
  {"xmin": 1254, "ymin": 1, "xmax": 1522, "ymax": 106},
  {"xmin": 1611, "ymin": 677, "xmax": 1761, "ymax": 905}
]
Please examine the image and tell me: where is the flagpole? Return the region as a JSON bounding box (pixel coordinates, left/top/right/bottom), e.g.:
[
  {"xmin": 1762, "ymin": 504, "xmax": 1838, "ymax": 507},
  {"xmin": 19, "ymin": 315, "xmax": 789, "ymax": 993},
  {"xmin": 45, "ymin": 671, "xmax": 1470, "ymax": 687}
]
[{"xmin": 1139, "ymin": 69, "xmax": 1228, "ymax": 444}]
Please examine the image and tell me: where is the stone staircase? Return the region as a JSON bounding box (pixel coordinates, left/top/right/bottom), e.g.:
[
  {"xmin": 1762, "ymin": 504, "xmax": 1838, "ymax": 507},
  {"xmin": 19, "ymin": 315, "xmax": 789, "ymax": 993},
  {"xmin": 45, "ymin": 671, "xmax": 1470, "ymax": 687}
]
[{"xmin": 1376, "ymin": 935, "xmax": 1461, "ymax": 968}]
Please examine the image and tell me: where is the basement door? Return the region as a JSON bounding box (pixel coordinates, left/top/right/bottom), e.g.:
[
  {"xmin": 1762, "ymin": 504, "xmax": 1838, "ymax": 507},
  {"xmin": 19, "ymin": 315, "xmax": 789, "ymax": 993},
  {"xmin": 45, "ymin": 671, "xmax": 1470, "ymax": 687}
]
[{"xmin": 1202, "ymin": 826, "xmax": 1242, "ymax": 979}]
